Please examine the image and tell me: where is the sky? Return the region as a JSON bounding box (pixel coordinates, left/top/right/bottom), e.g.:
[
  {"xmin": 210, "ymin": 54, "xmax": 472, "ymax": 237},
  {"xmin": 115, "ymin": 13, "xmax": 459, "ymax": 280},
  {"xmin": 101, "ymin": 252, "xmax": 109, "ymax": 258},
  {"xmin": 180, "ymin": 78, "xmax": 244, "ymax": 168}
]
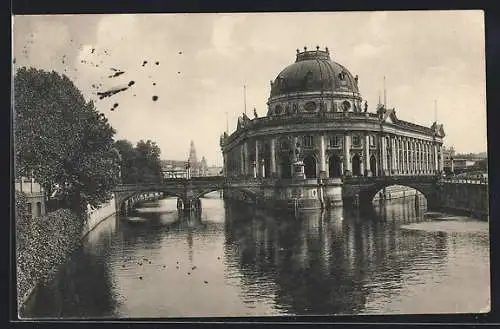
[{"xmin": 12, "ymin": 11, "xmax": 487, "ymax": 165}]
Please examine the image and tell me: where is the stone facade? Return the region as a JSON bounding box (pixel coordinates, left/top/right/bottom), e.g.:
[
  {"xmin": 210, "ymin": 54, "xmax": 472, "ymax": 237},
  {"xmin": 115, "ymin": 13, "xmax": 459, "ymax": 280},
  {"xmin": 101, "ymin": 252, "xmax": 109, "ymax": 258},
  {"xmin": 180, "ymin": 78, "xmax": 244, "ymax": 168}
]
[
  {"xmin": 219, "ymin": 47, "xmax": 446, "ymax": 210},
  {"xmin": 14, "ymin": 177, "xmax": 47, "ymax": 219}
]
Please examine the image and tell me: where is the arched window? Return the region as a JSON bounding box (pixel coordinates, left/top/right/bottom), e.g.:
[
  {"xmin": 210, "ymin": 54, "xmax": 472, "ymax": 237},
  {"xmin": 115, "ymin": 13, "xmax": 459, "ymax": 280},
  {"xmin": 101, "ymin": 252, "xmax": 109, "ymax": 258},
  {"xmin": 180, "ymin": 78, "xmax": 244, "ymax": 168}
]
[{"xmin": 370, "ymin": 154, "xmax": 377, "ymax": 176}]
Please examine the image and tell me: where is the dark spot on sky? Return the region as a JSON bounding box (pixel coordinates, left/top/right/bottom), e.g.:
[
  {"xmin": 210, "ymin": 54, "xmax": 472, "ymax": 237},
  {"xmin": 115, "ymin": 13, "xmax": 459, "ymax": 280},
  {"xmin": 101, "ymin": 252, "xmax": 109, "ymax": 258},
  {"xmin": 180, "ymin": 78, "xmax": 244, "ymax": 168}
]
[
  {"xmin": 142, "ymin": 60, "xmax": 148, "ymax": 66},
  {"xmin": 91, "ymin": 48, "xmax": 95, "ymax": 53},
  {"xmin": 110, "ymin": 108, "xmax": 115, "ymax": 111},
  {"xmin": 108, "ymin": 71, "xmax": 125, "ymax": 78},
  {"xmin": 110, "ymin": 67, "xmax": 119, "ymax": 72},
  {"xmin": 128, "ymin": 80, "xmax": 135, "ymax": 87},
  {"xmin": 155, "ymin": 61, "xmax": 159, "ymax": 65},
  {"xmin": 97, "ymin": 86, "xmax": 129, "ymax": 99},
  {"xmin": 13, "ymin": 58, "xmax": 16, "ymax": 64},
  {"xmin": 113, "ymin": 103, "xmax": 119, "ymax": 108},
  {"xmin": 152, "ymin": 95, "xmax": 158, "ymax": 101},
  {"xmin": 177, "ymin": 71, "xmax": 181, "ymax": 74},
  {"xmin": 133, "ymin": 94, "xmax": 137, "ymax": 97},
  {"xmin": 153, "ymin": 82, "xmax": 156, "ymax": 86},
  {"xmin": 178, "ymin": 51, "xmax": 182, "ymax": 54}
]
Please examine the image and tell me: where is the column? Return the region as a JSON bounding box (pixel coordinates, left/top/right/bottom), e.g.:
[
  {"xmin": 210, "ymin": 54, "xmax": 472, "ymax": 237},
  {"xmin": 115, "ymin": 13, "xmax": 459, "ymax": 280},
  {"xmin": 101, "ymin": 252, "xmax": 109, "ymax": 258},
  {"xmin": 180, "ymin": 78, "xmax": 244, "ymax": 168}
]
[
  {"xmin": 255, "ymin": 140, "xmax": 259, "ymax": 177},
  {"xmin": 381, "ymin": 135, "xmax": 387, "ymax": 175},
  {"xmin": 223, "ymin": 153, "xmax": 228, "ymax": 177},
  {"xmin": 364, "ymin": 134, "xmax": 370, "ymax": 176},
  {"xmin": 433, "ymin": 143, "xmax": 438, "ymax": 173},
  {"xmin": 409, "ymin": 139, "xmax": 414, "ymax": 174},
  {"xmin": 319, "ymin": 134, "xmax": 326, "ymax": 175},
  {"xmin": 260, "ymin": 159, "xmax": 265, "ymax": 178},
  {"xmin": 270, "ymin": 138, "xmax": 277, "ymax": 176},
  {"xmin": 424, "ymin": 142, "xmax": 428, "ymax": 174},
  {"xmin": 394, "ymin": 137, "xmax": 400, "ymax": 175},
  {"xmin": 404, "ymin": 138, "xmax": 409, "ymax": 174},
  {"xmin": 243, "ymin": 141, "xmax": 249, "ymax": 176},
  {"xmin": 391, "ymin": 136, "xmax": 396, "ymax": 175},
  {"xmin": 416, "ymin": 141, "xmax": 420, "ymax": 174},
  {"xmin": 343, "ymin": 134, "xmax": 351, "ymax": 174},
  {"xmin": 439, "ymin": 144, "xmax": 444, "ymax": 173},
  {"xmin": 240, "ymin": 145, "xmax": 244, "ymax": 175}
]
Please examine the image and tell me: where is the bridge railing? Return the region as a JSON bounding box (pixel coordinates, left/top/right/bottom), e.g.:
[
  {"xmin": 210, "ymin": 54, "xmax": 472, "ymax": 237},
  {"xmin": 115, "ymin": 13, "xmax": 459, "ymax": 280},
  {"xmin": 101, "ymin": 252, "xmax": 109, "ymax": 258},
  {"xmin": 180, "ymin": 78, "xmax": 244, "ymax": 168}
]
[
  {"xmin": 343, "ymin": 174, "xmax": 439, "ymax": 184},
  {"xmin": 441, "ymin": 177, "xmax": 488, "ymax": 185}
]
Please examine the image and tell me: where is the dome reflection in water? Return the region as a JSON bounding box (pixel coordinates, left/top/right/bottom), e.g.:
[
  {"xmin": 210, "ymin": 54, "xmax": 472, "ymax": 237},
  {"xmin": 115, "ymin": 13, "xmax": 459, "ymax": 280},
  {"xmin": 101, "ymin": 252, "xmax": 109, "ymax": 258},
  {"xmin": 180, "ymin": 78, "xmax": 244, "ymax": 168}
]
[{"xmin": 22, "ymin": 192, "xmax": 489, "ymax": 318}]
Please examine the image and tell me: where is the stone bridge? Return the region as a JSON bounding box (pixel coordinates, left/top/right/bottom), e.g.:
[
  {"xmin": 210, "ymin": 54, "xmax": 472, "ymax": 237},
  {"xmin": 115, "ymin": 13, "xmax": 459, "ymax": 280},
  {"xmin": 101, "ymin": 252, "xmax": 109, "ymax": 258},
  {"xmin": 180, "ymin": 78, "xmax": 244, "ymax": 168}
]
[
  {"xmin": 342, "ymin": 175, "xmax": 440, "ymax": 208},
  {"xmin": 112, "ymin": 174, "xmax": 442, "ymax": 213},
  {"xmin": 112, "ymin": 176, "xmax": 228, "ymax": 213}
]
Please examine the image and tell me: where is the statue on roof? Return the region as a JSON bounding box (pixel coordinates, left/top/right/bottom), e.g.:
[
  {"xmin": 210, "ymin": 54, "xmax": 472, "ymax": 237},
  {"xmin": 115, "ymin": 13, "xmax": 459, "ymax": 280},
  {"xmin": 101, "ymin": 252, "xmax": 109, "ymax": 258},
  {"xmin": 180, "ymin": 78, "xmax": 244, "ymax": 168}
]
[
  {"xmin": 253, "ymin": 107, "xmax": 258, "ymax": 118},
  {"xmin": 364, "ymin": 101, "xmax": 368, "ymax": 112}
]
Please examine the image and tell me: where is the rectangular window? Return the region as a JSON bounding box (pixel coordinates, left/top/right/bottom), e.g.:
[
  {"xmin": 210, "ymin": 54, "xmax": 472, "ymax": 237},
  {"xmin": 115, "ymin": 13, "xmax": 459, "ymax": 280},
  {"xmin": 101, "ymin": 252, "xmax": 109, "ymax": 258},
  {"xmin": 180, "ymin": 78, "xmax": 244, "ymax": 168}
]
[
  {"xmin": 329, "ymin": 135, "xmax": 341, "ymax": 148},
  {"xmin": 352, "ymin": 135, "xmax": 361, "ymax": 147},
  {"xmin": 369, "ymin": 136, "xmax": 376, "ymax": 147},
  {"xmin": 303, "ymin": 136, "xmax": 314, "ymax": 148}
]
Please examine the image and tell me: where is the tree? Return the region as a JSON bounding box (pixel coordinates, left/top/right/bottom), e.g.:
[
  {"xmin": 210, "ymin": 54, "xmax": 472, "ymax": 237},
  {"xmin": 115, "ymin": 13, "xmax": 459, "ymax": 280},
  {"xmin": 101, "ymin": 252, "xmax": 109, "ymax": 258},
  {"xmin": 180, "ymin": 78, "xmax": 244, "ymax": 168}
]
[
  {"xmin": 134, "ymin": 140, "xmax": 163, "ymax": 183},
  {"xmin": 14, "ymin": 67, "xmax": 120, "ymax": 215},
  {"xmin": 114, "ymin": 139, "xmax": 163, "ymax": 184}
]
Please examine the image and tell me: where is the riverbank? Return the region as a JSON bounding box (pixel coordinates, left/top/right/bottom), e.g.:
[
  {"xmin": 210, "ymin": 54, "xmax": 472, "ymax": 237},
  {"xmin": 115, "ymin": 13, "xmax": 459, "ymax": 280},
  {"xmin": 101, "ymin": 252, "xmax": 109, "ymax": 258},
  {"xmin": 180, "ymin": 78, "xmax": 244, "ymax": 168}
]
[{"xmin": 16, "ymin": 192, "xmax": 117, "ymax": 317}]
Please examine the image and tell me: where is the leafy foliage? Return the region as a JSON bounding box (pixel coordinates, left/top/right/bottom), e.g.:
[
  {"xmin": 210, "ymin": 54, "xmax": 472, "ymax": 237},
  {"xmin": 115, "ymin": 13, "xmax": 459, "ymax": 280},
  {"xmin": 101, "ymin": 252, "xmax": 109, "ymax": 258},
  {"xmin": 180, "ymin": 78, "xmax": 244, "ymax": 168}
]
[
  {"xmin": 15, "ymin": 191, "xmax": 83, "ymax": 311},
  {"xmin": 14, "ymin": 67, "xmax": 120, "ymax": 213},
  {"xmin": 114, "ymin": 139, "xmax": 163, "ymax": 184}
]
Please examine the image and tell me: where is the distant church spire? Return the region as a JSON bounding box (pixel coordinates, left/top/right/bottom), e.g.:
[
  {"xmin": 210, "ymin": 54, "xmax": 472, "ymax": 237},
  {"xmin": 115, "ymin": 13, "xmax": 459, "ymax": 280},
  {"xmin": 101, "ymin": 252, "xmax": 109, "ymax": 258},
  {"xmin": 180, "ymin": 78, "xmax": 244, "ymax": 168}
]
[{"xmin": 188, "ymin": 140, "xmax": 198, "ymax": 164}]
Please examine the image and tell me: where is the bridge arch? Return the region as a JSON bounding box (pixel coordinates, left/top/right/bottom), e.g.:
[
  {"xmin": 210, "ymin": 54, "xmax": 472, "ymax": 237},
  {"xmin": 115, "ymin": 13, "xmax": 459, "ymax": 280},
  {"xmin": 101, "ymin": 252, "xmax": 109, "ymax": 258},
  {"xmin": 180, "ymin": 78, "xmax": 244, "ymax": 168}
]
[
  {"xmin": 358, "ymin": 182, "xmax": 435, "ymax": 209},
  {"xmin": 115, "ymin": 189, "xmax": 184, "ymax": 213}
]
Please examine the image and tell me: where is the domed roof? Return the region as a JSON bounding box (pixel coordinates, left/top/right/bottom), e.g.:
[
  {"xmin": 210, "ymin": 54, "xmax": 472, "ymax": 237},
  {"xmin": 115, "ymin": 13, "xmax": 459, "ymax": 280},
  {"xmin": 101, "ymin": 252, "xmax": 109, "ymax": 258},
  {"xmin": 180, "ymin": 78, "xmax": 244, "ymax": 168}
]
[{"xmin": 270, "ymin": 47, "xmax": 359, "ymax": 98}]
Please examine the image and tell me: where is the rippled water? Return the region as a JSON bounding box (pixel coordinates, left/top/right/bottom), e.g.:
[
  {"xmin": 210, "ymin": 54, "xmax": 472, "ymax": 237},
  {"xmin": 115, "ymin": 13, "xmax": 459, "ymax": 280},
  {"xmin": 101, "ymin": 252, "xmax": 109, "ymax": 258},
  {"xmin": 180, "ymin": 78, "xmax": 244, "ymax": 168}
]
[{"xmin": 22, "ymin": 193, "xmax": 490, "ymax": 318}]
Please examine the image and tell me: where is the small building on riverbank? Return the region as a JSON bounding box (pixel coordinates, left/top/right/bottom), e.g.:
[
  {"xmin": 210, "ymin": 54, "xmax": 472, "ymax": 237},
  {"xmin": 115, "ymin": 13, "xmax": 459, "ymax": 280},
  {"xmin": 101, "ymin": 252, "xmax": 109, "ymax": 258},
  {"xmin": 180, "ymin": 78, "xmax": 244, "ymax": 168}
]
[{"xmin": 14, "ymin": 177, "xmax": 47, "ymax": 219}]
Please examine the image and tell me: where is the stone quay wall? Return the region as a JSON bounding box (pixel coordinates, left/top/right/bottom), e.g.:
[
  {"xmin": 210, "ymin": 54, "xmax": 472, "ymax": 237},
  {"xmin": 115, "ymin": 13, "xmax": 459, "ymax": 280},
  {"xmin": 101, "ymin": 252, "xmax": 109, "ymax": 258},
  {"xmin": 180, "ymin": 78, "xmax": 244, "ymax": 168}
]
[{"xmin": 437, "ymin": 181, "xmax": 489, "ymax": 219}]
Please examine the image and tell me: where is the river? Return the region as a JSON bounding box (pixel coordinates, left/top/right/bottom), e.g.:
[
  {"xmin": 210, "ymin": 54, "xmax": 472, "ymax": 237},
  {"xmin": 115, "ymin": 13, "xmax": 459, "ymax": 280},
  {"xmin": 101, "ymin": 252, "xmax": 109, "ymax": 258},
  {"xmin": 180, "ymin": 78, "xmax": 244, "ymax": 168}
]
[{"xmin": 21, "ymin": 193, "xmax": 490, "ymax": 318}]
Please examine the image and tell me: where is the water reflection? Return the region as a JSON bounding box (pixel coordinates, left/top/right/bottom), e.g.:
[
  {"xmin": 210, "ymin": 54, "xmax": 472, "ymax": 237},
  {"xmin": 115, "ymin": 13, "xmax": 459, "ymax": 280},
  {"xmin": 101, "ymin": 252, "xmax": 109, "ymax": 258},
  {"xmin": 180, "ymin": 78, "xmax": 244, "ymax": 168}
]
[{"xmin": 22, "ymin": 195, "xmax": 490, "ymax": 318}]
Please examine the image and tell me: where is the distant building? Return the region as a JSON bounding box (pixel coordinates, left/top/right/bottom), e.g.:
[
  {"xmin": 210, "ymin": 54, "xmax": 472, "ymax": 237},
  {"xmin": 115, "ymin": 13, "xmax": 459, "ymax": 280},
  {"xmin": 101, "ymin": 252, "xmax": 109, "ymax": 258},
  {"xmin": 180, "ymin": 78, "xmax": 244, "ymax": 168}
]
[
  {"xmin": 453, "ymin": 159, "xmax": 477, "ymax": 173},
  {"xmin": 207, "ymin": 165, "xmax": 223, "ymax": 176},
  {"xmin": 161, "ymin": 141, "xmax": 218, "ymax": 178},
  {"xmin": 442, "ymin": 146, "xmax": 455, "ymax": 174},
  {"xmin": 14, "ymin": 176, "xmax": 47, "ymax": 219},
  {"xmin": 160, "ymin": 160, "xmax": 187, "ymax": 178}
]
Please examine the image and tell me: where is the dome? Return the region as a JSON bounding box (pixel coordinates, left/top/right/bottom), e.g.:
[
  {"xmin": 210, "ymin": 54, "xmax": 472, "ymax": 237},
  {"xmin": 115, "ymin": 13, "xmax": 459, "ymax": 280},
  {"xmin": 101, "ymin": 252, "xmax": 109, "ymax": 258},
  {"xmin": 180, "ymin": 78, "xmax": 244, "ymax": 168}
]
[{"xmin": 270, "ymin": 47, "xmax": 359, "ymax": 98}]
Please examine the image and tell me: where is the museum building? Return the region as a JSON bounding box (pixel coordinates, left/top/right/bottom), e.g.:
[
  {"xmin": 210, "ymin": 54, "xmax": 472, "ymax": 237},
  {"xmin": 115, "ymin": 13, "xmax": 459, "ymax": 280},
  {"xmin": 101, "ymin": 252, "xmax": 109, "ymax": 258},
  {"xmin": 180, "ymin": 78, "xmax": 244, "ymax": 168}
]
[{"xmin": 220, "ymin": 46, "xmax": 445, "ymax": 209}]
